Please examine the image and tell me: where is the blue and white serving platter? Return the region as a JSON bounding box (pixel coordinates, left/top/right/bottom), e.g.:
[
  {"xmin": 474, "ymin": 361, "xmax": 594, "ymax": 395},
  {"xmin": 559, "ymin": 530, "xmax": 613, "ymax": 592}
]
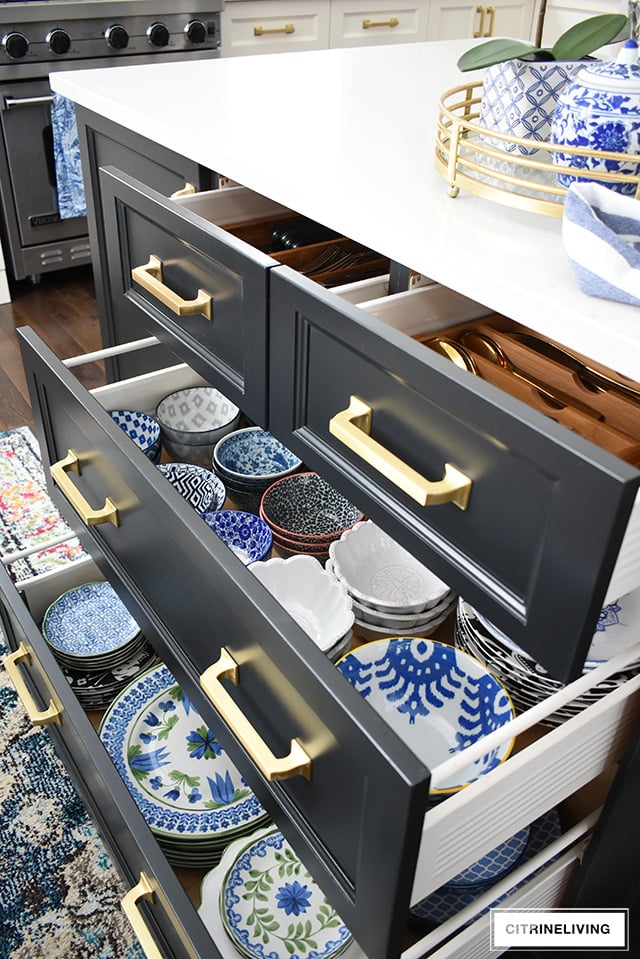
[
  {"xmin": 98, "ymin": 663, "xmax": 270, "ymax": 866},
  {"xmin": 218, "ymin": 826, "xmax": 353, "ymax": 959}
]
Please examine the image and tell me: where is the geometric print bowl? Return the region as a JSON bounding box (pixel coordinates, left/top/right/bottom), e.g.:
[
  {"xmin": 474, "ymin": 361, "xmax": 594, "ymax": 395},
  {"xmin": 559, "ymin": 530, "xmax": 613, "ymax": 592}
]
[
  {"xmin": 109, "ymin": 409, "xmax": 161, "ymax": 462},
  {"xmin": 202, "ymin": 509, "xmax": 273, "ymax": 565},
  {"xmin": 336, "ymin": 638, "xmax": 515, "ymax": 796},
  {"xmin": 156, "ymin": 462, "xmax": 226, "ymax": 514}
]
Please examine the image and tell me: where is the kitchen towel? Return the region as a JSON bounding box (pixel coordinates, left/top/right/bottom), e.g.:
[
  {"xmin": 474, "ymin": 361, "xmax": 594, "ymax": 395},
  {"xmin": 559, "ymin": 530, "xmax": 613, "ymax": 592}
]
[
  {"xmin": 562, "ymin": 181, "xmax": 640, "ymax": 306},
  {"xmin": 50, "ymin": 93, "xmax": 87, "ymax": 220}
]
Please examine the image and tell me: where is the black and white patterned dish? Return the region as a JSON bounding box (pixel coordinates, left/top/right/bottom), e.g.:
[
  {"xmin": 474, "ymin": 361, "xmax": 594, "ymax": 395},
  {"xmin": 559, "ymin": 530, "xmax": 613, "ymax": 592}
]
[
  {"xmin": 202, "ymin": 510, "xmax": 273, "ymax": 565},
  {"xmin": 43, "ymin": 581, "xmax": 142, "ymax": 659},
  {"xmin": 156, "ymin": 387, "xmax": 241, "ymax": 444},
  {"xmin": 108, "ymin": 409, "xmax": 161, "ymax": 462},
  {"xmin": 61, "ymin": 642, "xmax": 160, "ymax": 709},
  {"xmin": 260, "ymin": 472, "xmax": 364, "ymax": 543},
  {"xmin": 157, "ymin": 462, "xmax": 226, "ymax": 514},
  {"xmin": 213, "ymin": 427, "xmax": 301, "ymax": 483}
]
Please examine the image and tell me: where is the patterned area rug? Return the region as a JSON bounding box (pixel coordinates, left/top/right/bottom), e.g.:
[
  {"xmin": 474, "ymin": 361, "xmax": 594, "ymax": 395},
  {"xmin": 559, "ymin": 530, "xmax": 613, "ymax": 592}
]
[{"xmin": 0, "ymin": 427, "xmax": 144, "ymax": 958}]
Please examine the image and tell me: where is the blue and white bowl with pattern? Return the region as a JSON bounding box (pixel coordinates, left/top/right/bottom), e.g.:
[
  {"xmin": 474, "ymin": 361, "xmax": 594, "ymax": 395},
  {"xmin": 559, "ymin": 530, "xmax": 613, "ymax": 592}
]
[
  {"xmin": 213, "ymin": 427, "xmax": 302, "ymax": 484},
  {"xmin": 202, "ymin": 509, "xmax": 273, "ymax": 564},
  {"xmin": 109, "ymin": 409, "xmax": 161, "ymax": 463},
  {"xmin": 157, "ymin": 462, "xmax": 226, "ymax": 514},
  {"xmin": 552, "ymin": 40, "xmax": 640, "ymax": 195},
  {"xmin": 336, "ymin": 638, "xmax": 516, "ymax": 796}
]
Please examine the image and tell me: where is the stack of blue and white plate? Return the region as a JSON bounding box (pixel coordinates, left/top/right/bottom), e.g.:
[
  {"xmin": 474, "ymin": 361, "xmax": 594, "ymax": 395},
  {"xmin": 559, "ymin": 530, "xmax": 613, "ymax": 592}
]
[
  {"xmin": 42, "ymin": 581, "xmax": 156, "ymax": 709},
  {"xmin": 99, "ymin": 663, "xmax": 271, "ymax": 868}
]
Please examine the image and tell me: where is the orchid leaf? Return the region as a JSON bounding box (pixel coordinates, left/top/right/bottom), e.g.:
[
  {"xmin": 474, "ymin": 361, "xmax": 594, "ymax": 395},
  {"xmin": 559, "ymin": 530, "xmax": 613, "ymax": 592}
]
[
  {"xmin": 551, "ymin": 14, "xmax": 629, "ymax": 61},
  {"xmin": 457, "ymin": 39, "xmax": 543, "ymax": 72}
]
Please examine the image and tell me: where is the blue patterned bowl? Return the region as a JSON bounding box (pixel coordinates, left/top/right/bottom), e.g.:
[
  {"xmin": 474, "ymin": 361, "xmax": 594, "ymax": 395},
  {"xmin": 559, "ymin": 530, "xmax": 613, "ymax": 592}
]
[
  {"xmin": 336, "ymin": 638, "xmax": 515, "ymax": 796},
  {"xmin": 213, "ymin": 427, "xmax": 301, "ymax": 483},
  {"xmin": 109, "ymin": 409, "xmax": 161, "ymax": 463},
  {"xmin": 202, "ymin": 510, "xmax": 272, "ymax": 564},
  {"xmin": 156, "ymin": 463, "xmax": 226, "ymax": 514}
]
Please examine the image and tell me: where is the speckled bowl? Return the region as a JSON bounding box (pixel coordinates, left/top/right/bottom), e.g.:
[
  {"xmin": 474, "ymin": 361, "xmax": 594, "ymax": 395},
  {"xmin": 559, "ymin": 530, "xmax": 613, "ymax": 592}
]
[
  {"xmin": 109, "ymin": 409, "xmax": 161, "ymax": 463},
  {"xmin": 260, "ymin": 472, "xmax": 364, "ymax": 545},
  {"xmin": 156, "ymin": 462, "xmax": 226, "ymax": 514},
  {"xmin": 202, "ymin": 510, "xmax": 272, "ymax": 565}
]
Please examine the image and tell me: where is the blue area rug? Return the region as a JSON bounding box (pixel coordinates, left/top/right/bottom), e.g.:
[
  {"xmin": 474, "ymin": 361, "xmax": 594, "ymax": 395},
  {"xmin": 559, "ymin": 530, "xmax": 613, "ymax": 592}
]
[{"xmin": 0, "ymin": 427, "xmax": 144, "ymax": 958}]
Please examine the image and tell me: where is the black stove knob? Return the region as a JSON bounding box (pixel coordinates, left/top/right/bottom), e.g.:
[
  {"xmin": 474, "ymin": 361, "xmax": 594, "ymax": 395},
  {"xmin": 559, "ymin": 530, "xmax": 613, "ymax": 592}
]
[
  {"xmin": 2, "ymin": 32, "xmax": 29, "ymax": 60},
  {"xmin": 185, "ymin": 20, "xmax": 207, "ymax": 44},
  {"xmin": 147, "ymin": 22, "xmax": 170, "ymax": 47},
  {"xmin": 105, "ymin": 24, "xmax": 129, "ymax": 51},
  {"xmin": 47, "ymin": 29, "xmax": 71, "ymax": 56}
]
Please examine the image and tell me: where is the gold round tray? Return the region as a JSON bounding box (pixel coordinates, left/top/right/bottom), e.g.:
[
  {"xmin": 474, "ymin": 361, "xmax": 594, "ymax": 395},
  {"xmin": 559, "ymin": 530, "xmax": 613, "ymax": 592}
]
[{"xmin": 435, "ymin": 80, "xmax": 640, "ymax": 217}]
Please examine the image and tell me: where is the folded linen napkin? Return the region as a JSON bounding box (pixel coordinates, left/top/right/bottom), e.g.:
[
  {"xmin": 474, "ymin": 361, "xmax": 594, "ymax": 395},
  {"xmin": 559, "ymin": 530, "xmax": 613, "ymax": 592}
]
[
  {"xmin": 562, "ymin": 182, "xmax": 640, "ymax": 307},
  {"xmin": 50, "ymin": 92, "xmax": 87, "ymax": 219}
]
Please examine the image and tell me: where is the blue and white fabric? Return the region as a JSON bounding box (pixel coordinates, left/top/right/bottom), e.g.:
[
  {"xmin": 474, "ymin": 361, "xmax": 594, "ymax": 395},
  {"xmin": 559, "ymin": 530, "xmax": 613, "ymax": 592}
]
[
  {"xmin": 562, "ymin": 181, "xmax": 640, "ymax": 306},
  {"xmin": 50, "ymin": 92, "xmax": 87, "ymax": 219}
]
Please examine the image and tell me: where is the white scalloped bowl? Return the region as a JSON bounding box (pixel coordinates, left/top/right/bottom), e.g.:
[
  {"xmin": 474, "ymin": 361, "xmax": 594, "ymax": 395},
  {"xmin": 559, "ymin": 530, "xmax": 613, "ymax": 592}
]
[
  {"xmin": 249, "ymin": 555, "xmax": 354, "ymax": 652},
  {"xmin": 329, "ymin": 520, "xmax": 451, "ymax": 614}
]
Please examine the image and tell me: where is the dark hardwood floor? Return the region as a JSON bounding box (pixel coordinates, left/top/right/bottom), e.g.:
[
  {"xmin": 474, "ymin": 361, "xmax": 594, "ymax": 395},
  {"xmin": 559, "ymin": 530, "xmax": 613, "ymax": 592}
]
[{"xmin": 0, "ymin": 265, "xmax": 105, "ymax": 434}]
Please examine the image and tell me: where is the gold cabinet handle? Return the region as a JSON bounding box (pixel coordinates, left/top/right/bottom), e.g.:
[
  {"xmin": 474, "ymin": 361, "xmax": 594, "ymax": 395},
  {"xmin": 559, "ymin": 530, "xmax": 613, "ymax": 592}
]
[
  {"xmin": 50, "ymin": 449, "xmax": 119, "ymax": 527},
  {"xmin": 329, "ymin": 395, "xmax": 472, "ymax": 509},
  {"xmin": 253, "ymin": 23, "xmax": 295, "ymax": 36},
  {"xmin": 200, "ymin": 647, "xmax": 312, "ymax": 781},
  {"xmin": 3, "ymin": 642, "xmax": 63, "ymax": 726},
  {"xmin": 362, "ymin": 17, "xmax": 399, "ymax": 29},
  {"xmin": 121, "ymin": 872, "xmax": 163, "ymax": 959},
  {"xmin": 484, "ymin": 5, "xmax": 495, "ymax": 36},
  {"xmin": 131, "ymin": 255, "xmax": 213, "ymax": 322},
  {"xmin": 474, "ymin": 4, "xmax": 485, "ymax": 37},
  {"xmin": 169, "ymin": 182, "xmax": 196, "ymax": 199}
]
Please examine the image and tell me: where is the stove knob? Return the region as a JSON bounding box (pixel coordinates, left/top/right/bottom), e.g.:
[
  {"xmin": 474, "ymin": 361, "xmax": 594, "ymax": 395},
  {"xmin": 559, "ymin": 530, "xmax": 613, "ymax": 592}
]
[
  {"xmin": 105, "ymin": 24, "xmax": 129, "ymax": 51},
  {"xmin": 47, "ymin": 29, "xmax": 71, "ymax": 56},
  {"xmin": 147, "ymin": 22, "xmax": 170, "ymax": 47},
  {"xmin": 2, "ymin": 32, "xmax": 29, "ymax": 60},
  {"xmin": 185, "ymin": 20, "xmax": 207, "ymax": 45}
]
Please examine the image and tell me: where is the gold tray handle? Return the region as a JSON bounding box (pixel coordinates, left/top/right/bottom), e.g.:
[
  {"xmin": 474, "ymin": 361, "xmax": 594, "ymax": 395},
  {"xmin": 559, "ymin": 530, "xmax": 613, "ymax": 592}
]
[
  {"xmin": 200, "ymin": 647, "xmax": 312, "ymax": 781},
  {"xmin": 3, "ymin": 642, "xmax": 63, "ymax": 726},
  {"xmin": 131, "ymin": 255, "xmax": 213, "ymax": 322},
  {"xmin": 121, "ymin": 872, "xmax": 164, "ymax": 959},
  {"xmin": 50, "ymin": 449, "xmax": 119, "ymax": 527},
  {"xmin": 329, "ymin": 395, "xmax": 472, "ymax": 509}
]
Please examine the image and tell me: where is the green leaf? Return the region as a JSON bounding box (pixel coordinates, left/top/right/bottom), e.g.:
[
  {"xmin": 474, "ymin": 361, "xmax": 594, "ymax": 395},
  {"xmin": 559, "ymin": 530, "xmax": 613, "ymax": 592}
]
[
  {"xmin": 551, "ymin": 14, "xmax": 628, "ymax": 61},
  {"xmin": 457, "ymin": 39, "xmax": 541, "ymax": 72}
]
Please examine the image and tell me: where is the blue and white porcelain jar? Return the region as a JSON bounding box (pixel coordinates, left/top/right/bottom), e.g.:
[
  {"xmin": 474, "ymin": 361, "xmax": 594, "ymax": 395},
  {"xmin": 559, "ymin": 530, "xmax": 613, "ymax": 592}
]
[{"xmin": 551, "ymin": 39, "xmax": 640, "ymax": 195}]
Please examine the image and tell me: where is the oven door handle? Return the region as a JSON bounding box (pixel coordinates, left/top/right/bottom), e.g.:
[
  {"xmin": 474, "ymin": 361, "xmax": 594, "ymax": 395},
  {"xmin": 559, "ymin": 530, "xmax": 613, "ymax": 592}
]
[{"xmin": 3, "ymin": 94, "xmax": 54, "ymax": 110}]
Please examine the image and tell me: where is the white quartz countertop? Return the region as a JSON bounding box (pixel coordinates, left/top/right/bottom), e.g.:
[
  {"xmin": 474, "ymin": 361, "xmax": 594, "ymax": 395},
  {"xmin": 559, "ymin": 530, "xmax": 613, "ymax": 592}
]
[{"xmin": 51, "ymin": 39, "xmax": 640, "ymax": 381}]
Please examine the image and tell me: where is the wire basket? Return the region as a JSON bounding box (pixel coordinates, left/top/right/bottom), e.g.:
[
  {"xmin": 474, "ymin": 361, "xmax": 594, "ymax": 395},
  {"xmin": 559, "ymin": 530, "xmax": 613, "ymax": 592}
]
[{"xmin": 434, "ymin": 80, "xmax": 640, "ymax": 217}]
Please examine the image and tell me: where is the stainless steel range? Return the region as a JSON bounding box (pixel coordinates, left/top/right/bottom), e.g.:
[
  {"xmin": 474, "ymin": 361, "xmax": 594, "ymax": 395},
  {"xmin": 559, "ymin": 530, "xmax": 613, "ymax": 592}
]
[{"xmin": 0, "ymin": 0, "xmax": 222, "ymax": 283}]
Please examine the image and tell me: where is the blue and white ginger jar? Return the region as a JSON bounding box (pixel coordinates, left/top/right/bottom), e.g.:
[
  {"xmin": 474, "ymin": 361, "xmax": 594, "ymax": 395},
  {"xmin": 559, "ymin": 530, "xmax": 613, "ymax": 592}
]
[{"xmin": 552, "ymin": 39, "xmax": 640, "ymax": 195}]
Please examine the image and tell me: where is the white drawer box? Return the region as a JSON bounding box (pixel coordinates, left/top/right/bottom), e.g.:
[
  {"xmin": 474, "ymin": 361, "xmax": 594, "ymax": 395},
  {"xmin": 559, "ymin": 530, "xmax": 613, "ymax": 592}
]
[{"xmin": 221, "ymin": 0, "xmax": 331, "ymax": 56}]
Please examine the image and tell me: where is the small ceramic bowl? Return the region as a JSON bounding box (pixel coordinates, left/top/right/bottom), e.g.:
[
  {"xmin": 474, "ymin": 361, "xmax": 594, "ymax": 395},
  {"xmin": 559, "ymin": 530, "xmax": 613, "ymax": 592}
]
[
  {"xmin": 213, "ymin": 427, "xmax": 301, "ymax": 483},
  {"xmin": 156, "ymin": 462, "xmax": 226, "ymax": 514},
  {"xmin": 109, "ymin": 409, "xmax": 161, "ymax": 462},
  {"xmin": 156, "ymin": 386, "xmax": 241, "ymax": 451},
  {"xmin": 329, "ymin": 520, "xmax": 451, "ymax": 614},
  {"xmin": 250, "ymin": 555, "xmax": 354, "ymax": 652},
  {"xmin": 260, "ymin": 472, "xmax": 364, "ymax": 543},
  {"xmin": 202, "ymin": 510, "xmax": 272, "ymax": 565},
  {"xmin": 336, "ymin": 637, "xmax": 516, "ymax": 796}
]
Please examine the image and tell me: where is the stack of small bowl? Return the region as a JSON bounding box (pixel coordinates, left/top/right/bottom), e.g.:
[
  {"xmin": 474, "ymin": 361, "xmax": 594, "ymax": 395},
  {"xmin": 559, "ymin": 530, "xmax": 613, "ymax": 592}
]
[
  {"xmin": 328, "ymin": 521, "xmax": 456, "ymax": 638},
  {"xmin": 212, "ymin": 427, "xmax": 302, "ymax": 514},
  {"xmin": 109, "ymin": 409, "xmax": 162, "ymax": 463},
  {"xmin": 156, "ymin": 462, "xmax": 227, "ymax": 514},
  {"xmin": 260, "ymin": 471, "xmax": 365, "ymax": 562},
  {"xmin": 42, "ymin": 581, "xmax": 156, "ymax": 709},
  {"xmin": 156, "ymin": 386, "xmax": 241, "ymax": 467}
]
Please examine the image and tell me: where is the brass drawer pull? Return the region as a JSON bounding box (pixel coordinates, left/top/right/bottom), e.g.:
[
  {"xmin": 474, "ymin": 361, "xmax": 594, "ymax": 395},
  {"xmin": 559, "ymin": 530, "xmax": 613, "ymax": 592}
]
[
  {"xmin": 200, "ymin": 647, "xmax": 312, "ymax": 781},
  {"xmin": 362, "ymin": 17, "xmax": 399, "ymax": 29},
  {"xmin": 131, "ymin": 255, "xmax": 213, "ymax": 322},
  {"xmin": 121, "ymin": 872, "xmax": 163, "ymax": 959},
  {"xmin": 50, "ymin": 449, "xmax": 119, "ymax": 527},
  {"xmin": 329, "ymin": 395, "xmax": 472, "ymax": 509},
  {"xmin": 169, "ymin": 182, "xmax": 196, "ymax": 199},
  {"xmin": 3, "ymin": 642, "xmax": 63, "ymax": 726},
  {"xmin": 253, "ymin": 23, "xmax": 295, "ymax": 36}
]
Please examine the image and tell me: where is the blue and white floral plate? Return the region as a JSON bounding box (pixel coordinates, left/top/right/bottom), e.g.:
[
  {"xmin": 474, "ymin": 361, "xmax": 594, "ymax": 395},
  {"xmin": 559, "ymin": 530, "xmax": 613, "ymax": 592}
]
[
  {"xmin": 99, "ymin": 663, "xmax": 270, "ymax": 864},
  {"xmin": 218, "ymin": 826, "xmax": 353, "ymax": 959}
]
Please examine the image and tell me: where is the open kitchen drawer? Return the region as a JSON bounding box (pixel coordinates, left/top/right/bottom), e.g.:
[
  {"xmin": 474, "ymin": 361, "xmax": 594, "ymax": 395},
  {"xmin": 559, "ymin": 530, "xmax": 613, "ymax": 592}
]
[
  {"xmin": 15, "ymin": 327, "xmax": 640, "ymax": 958},
  {"xmin": 268, "ymin": 266, "xmax": 640, "ymax": 684}
]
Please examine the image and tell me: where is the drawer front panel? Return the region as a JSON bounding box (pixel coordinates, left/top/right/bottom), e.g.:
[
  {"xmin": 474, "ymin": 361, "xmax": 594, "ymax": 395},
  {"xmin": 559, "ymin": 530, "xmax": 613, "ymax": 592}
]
[
  {"xmin": 19, "ymin": 327, "xmax": 430, "ymax": 959},
  {"xmin": 329, "ymin": 1, "xmax": 428, "ymax": 47},
  {"xmin": 0, "ymin": 561, "xmax": 213, "ymax": 959},
  {"xmin": 100, "ymin": 167, "xmax": 273, "ymax": 425},
  {"xmin": 221, "ymin": 1, "xmax": 331, "ymax": 56},
  {"xmin": 269, "ymin": 266, "xmax": 640, "ymax": 683}
]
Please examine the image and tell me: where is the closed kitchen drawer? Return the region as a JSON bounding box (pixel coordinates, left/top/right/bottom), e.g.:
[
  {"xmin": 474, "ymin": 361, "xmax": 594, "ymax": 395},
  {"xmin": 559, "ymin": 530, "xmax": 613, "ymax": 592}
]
[
  {"xmin": 268, "ymin": 265, "xmax": 640, "ymax": 684},
  {"xmin": 329, "ymin": 0, "xmax": 428, "ymax": 47},
  {"xmin": 221, "ymin": 0, "xmax": 331, "ymax": 56}
]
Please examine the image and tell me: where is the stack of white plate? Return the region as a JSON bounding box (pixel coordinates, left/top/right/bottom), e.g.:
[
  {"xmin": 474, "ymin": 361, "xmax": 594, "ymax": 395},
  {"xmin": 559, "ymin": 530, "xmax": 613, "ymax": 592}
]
[
  {"xmin": 42, "ymin": 581, "xmax": 154, "ymax": 709},
  {"xmin": 327, "ymin": 521, "xmax": 456, "ymax": 638},
  {"xmin": 98, "ymin": 663, "xmax": 271, "ymax": 868},
  {"xmin": 455, "ymin": 595, "xmax": 640, "ymax": 726}
]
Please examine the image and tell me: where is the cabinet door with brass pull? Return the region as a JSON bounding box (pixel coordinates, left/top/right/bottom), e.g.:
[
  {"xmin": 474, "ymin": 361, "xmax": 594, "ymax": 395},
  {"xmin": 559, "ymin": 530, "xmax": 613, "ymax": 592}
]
[
  {"xmin": 330, "ymin": 1, "xmax": 428, "ymax": 47},
  {"xmin": 269, "ymin": 265, "xmax": 640, "ymax": 684}
]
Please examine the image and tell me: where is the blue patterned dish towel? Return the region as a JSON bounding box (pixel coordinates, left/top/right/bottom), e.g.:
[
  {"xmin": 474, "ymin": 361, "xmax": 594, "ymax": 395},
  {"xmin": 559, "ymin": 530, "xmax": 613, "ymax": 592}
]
[
  {"xmin": 50, "ymin": 92, "xmax": 87, "ymax": 219},
  {"xmin": 562, "ymin": 181, "xmax": 640, "ymax": 306}
]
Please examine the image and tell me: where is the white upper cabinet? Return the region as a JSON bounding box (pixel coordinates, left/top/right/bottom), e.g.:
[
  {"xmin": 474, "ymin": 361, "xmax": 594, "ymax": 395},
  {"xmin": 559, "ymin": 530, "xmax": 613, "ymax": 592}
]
[
  {"xmin": 540, "ymin": 0, "xmax": 626, "ymax": 46},
  {"xmin": 329, "ymin": 0, "xmax": 429, "ymax": 46},
  {"xmin": 427, "ymin": 0, "xmax": 540, "ymax": 42}
]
